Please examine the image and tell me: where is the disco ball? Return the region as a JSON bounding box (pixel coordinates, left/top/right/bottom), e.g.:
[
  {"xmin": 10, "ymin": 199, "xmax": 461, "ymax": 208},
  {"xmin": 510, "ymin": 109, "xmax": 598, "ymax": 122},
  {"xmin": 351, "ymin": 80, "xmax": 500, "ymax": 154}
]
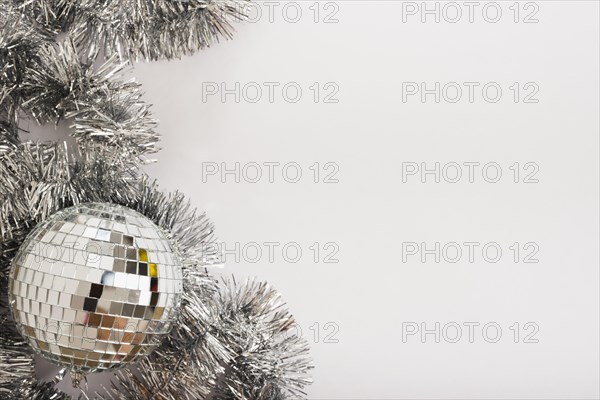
[{"xmin": 8, "ymin": 203, "xmax": 184, "ymax": 373}]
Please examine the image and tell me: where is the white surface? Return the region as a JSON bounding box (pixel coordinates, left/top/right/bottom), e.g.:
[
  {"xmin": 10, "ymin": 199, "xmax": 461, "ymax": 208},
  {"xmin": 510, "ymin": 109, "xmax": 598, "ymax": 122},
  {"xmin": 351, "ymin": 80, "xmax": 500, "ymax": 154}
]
[{"xmin": 33, "ymin": 1, "xmax": 599, "ymax": 398}]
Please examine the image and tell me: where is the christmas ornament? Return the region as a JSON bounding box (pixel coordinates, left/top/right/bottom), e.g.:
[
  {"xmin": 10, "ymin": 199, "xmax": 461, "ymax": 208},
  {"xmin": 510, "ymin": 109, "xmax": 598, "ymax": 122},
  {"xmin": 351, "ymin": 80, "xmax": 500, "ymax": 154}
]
[{"xmin": 8, "ymin": 203, "xmax": 183, "ymax": 373}]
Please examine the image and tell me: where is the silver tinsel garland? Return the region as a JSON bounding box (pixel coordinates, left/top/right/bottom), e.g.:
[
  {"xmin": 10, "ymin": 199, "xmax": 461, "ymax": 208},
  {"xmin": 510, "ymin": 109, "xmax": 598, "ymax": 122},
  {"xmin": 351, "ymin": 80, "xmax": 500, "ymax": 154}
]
[
  {"xmin": 105, "ymin": 277, "xmax": 312, "ymax": 400},
  {"xmin": 21, "ymin": 40, "xmax": 161, "ymax": 161},
  {"xmin": 0, "ymin": 2, "xmax": 52, "ymax": 129},
  {"xmin": 17, "ymin": 0, "xmax": 248, "ymax": 61},
  {"xmin": 0, "ymin": 0, "xmax": 312, "ymax": 398}
]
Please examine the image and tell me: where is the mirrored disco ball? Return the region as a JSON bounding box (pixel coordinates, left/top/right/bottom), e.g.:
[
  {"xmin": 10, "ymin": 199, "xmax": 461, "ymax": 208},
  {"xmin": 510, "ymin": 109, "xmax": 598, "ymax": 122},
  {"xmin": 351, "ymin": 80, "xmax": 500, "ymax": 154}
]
[{"xmin": 8, "ymin": 203, "xmax": 184, "ymax": 372}]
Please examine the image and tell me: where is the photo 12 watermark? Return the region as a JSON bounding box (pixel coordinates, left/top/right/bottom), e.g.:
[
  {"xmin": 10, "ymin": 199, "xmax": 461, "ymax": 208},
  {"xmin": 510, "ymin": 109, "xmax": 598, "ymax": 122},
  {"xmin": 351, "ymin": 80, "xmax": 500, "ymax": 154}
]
[
  {"xmin": 400, "ymin": 2, "xmax": 540, "ymax": 24},
  {"xmin": 401, "ymin": 82, "xmax": 540, "ymax": 104},
  {"xmin": 401, "ymin": 162, "xmax": 540, "ymax": 184},
  {"xmin": 239, "ymin": 1, "xmax": 341, "ymax": 24},
  {"xmin": 202, "ymin": 81, "xmax": 340, "ymax": 104},
  {"xmin": 402, "ymin": 321, "xmax": 540, "ymax": 343},
  {"xmin": 284, "ymin": 321, "xmax": 341, "ymax": 344},
  {"xmin": 201, "ymin": 241, "xmax": 341, "ymax": 265},
  {"xmin": 401, "ymin": 242, "xmax": 540, "ymax": 263},
  {"xmin": 201, "ymin": 162, "xmax": 340, "ymax": 183}
]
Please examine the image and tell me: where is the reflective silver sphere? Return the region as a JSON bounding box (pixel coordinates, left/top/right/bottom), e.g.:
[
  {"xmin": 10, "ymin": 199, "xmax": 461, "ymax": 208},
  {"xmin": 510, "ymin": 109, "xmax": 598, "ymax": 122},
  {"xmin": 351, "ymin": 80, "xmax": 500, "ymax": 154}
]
[{"xmin": 8, "ymin": 203, "xmax": 183, "ymax": 372}]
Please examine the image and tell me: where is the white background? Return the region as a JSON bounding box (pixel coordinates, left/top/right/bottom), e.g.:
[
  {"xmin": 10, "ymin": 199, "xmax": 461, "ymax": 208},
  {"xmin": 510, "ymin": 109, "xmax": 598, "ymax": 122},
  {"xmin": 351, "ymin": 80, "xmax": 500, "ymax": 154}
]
[{"xmin": 33, "ymin": 1, "xmax": 599, "ymax": 398}]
